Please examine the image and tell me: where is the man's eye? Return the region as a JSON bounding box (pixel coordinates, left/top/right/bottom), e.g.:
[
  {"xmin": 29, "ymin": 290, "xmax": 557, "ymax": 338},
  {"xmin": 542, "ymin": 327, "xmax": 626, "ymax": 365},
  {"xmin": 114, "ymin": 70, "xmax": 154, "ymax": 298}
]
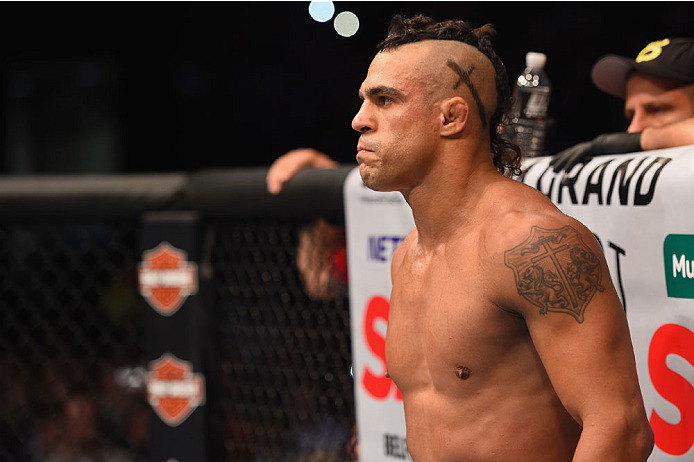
[{"xmin": 378, "ymin": 96, "xmax": 392, "ymax": 105}]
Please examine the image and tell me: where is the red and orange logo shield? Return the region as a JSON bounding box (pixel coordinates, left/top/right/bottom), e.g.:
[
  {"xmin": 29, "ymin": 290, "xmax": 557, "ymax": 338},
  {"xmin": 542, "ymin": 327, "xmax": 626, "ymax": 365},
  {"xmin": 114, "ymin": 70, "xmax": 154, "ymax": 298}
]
[
  {"xmin": 146, "ymin": 353, "xmax": 206, "ymax": 426},
  {"xmin": 138, "ymin": 242, "xmax": 198, "ymax": 316}
]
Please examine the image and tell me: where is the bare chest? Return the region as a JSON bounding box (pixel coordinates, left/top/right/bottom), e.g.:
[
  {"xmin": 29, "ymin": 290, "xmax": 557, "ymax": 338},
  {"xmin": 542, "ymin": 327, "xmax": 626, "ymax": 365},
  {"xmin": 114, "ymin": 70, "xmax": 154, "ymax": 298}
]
[{"xmin": 385, "ymin": 253, "xmax": 524, "ymax": 393}]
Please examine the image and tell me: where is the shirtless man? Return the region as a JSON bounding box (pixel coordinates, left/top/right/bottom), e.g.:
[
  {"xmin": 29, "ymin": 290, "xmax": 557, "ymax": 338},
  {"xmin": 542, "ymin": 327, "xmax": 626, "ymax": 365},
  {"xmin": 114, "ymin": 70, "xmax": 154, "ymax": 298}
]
[{"xmin": 351, "ymin": 14, "xmax": 654, "ymax": 461}]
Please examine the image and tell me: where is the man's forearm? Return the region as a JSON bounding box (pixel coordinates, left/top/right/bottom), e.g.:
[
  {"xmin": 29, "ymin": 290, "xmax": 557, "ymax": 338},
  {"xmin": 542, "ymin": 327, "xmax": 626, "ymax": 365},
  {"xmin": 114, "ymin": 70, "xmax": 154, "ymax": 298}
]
[
  {"xmin": 641, "ymin": 117, "xmax": 694, "ymax": 151},
  {"xmin": 572, "ymin": 418, "xmax": 653, "ymax": 462}
]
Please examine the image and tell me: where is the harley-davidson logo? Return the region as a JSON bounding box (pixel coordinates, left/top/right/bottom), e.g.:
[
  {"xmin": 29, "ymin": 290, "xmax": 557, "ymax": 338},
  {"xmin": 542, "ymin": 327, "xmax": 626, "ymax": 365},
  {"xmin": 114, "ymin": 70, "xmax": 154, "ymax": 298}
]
[
  {"xmin": 138, "ymin": 242, "xmax": 198, "ymax": 316},
  {"xmin": 504, "ymin": 226, "xmax": 605, "ymax": 323},
  {"xmin": 146, "ymin": 353, "xmax": 206, "ymax": 427}
]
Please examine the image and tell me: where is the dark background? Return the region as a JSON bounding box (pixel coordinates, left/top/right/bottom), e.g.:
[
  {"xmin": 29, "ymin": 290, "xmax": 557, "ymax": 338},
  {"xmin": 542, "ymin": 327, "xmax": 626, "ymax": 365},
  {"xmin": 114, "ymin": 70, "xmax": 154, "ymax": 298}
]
[{"xmin": 1, "ymin": 1, "xmax": 693, "ymax": 175}]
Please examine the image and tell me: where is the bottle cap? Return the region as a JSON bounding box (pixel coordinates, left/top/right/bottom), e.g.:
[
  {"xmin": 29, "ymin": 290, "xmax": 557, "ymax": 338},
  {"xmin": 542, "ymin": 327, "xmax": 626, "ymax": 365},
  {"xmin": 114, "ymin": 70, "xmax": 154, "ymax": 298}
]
[{"xmin": 526, "ymin": 52, "xmax": 547, "ymax": 69}]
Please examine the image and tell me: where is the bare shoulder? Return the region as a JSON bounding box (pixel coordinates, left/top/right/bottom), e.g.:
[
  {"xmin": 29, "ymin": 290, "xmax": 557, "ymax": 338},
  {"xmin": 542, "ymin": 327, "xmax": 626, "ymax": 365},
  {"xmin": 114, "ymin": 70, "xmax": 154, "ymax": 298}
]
[
  {"xmin": 484, "ymin": 179, "xmax": 598, "ymax": 251},
  {"xmin": 481, "ymin": 179, "xmax": 607, "ymax": 320}
]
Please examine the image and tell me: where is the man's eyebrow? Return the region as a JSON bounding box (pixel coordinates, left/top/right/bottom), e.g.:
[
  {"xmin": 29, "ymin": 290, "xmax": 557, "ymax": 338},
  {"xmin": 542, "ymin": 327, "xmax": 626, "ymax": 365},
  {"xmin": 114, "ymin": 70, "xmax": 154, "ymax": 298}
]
[
  {"xmin": 446, "ymin": 59, "xmax": 488, "ymax": 128},
  {"xmin": 358, "ymin": 86, "xmax": 405, "ymax": 100}
]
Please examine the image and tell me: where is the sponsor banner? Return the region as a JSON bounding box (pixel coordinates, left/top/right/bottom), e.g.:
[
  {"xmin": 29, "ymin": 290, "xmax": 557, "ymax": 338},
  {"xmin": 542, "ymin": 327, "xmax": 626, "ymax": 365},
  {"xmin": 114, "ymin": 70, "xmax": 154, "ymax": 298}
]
[
  {"xmin": 138, "ymin": 241, "xmax": 198, "ymax": 316},
  {"xmin": 663, "ymin": 234, "xmax": 694, "ymax": 299},
  {"xmin": 146, "ymin": 352, "xmax": 206, "ymax": 427},
  {"xmin": 344, "ymin": 146, "xmax": 694, "ymax": 461},
  {"xmin": 344, "ymin": 168, "xmax": 413, "ymax": 460}
]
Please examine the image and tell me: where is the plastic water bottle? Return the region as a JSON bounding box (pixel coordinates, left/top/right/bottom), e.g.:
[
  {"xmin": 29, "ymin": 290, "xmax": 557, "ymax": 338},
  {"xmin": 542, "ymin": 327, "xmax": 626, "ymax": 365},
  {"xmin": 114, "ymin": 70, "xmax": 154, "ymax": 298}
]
[{"xmin": 510, "ymin": 52, "xmax": 551, "ymax": 157}]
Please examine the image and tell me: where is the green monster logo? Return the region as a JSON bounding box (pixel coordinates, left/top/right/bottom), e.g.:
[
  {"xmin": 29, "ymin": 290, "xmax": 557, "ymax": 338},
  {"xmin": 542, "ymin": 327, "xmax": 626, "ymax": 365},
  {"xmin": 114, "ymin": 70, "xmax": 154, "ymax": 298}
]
[{"xmin": 663, "ymin": 234, "xmax": 694, "ymax": 299}]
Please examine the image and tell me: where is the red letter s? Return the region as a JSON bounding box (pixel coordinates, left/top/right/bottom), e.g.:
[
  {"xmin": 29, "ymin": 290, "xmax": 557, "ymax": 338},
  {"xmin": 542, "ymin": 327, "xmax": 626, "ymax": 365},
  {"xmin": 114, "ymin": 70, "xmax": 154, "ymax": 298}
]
[
  {"xmin": 648, "ymin": 323, "xmax": 694, "ymax": 455},
  {"xmin": 362, "ymin": 295, "xmax": 402, "ymax": 400}
]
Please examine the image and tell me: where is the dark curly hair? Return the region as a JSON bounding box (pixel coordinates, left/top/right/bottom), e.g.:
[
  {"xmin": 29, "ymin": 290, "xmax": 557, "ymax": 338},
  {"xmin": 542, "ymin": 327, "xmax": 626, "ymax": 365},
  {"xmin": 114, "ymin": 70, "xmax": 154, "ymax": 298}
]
[{"xmin": 377, "ymin": 14, "xmax": 522, "ymax": 177}]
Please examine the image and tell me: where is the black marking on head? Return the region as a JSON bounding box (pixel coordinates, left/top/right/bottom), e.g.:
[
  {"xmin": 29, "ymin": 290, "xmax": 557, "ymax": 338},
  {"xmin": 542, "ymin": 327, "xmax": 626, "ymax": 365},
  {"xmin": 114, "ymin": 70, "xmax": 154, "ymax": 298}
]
[{"xmin": 446, "ymin": 60, "xmax": 487, "ymax": 128}]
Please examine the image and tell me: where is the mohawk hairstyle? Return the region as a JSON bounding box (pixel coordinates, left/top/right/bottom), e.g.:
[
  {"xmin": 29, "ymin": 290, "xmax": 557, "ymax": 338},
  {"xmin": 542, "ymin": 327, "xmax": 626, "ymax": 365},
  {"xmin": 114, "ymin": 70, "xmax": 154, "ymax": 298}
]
[{"xmin": 377, "ymin": 14, "xmax": 522, "ymax": 177}]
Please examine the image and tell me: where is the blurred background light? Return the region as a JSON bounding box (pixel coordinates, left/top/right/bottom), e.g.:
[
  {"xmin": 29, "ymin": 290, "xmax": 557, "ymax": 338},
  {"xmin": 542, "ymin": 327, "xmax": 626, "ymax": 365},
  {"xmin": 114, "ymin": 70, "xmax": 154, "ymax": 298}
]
[
  {"xmin": 333, "ymin": 11, "xmax": 359, "ymax": 37},
  {"xmin": 308, "ymin": 1, "xmax": 335, "ymax": 23},
  {"xmin": 3, "ymin": 2, "xmax": 693, "ymax": 174}
]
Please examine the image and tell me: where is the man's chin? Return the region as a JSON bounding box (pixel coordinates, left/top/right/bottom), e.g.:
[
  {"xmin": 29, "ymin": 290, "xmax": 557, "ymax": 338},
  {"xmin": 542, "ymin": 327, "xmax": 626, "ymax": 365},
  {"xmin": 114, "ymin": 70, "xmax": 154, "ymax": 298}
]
[
  {"xmin": 358, "ymin": 165, "xmax": 397, "ymax": 192},
  {"xmin": 359, "ymin": 175, "xmax": 393, "ymax": 192}
]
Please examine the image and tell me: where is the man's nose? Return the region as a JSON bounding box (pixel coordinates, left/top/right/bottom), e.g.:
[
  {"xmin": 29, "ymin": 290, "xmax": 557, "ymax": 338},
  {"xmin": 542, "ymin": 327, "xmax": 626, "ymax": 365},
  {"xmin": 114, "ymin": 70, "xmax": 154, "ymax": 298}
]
[
  {"xmin": 627, "ymin": 111, "xmax": 647, "ymax": 133},
  {"xmin": 352, "ymin": 103, "xmax": 372, "ymax": 133}
]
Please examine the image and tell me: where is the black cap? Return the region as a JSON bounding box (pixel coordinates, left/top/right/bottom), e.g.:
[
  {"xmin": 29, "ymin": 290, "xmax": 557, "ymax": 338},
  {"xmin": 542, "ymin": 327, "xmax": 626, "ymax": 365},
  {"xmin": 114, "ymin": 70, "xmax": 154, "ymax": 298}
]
[{"xmin": 591, "ymin": 37, "xmax": 694, "ymax": 99}]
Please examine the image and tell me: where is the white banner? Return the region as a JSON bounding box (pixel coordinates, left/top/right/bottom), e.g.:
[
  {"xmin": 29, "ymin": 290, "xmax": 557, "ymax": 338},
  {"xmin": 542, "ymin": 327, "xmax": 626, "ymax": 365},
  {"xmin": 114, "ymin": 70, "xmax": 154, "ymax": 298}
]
[
  {"xmin": 344, "ymin": 145, "xmax": 694, "ymax": 461},
  {"xmin": 344, "ymin": 169, "xmax": 414, "ymax": 459}
]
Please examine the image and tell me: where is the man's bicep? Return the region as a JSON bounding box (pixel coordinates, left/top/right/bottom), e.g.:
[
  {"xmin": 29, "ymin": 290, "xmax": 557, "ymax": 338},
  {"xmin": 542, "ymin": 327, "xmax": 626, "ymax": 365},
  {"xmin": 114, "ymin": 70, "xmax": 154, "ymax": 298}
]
[
  {"xmin": 501, "ymin": 221, "xmax": 643, "ymax": 423},
  {"xmin": 502, "ymin": 223, "xmax": 607, "ymax": 324}
]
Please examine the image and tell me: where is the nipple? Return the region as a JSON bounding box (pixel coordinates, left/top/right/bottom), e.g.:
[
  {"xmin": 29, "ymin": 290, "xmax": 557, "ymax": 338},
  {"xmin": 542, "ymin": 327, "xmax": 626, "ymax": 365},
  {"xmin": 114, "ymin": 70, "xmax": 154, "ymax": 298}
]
[{"xmin": 455, "ymin": 365, "xmax": 472, "ymax": 380}]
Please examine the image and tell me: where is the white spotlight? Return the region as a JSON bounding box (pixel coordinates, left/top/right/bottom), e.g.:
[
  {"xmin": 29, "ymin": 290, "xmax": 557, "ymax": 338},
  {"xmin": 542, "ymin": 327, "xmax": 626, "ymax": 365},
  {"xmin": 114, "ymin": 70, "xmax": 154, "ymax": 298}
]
[
  {"xmin": 333, "ymin": 11, "xmax": 359, "ymax": 37},
  {"xmin": 308, "ymin": 1, "xmax": 335, "ymax": 23}
]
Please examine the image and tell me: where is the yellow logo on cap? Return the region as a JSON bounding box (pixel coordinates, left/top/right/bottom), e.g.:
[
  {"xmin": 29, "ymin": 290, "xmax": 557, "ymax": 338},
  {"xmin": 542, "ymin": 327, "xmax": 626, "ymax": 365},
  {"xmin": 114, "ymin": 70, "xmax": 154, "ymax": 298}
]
[{"xmin": 636, "ymin": 38, "xmax": 670, "ymax": 63}]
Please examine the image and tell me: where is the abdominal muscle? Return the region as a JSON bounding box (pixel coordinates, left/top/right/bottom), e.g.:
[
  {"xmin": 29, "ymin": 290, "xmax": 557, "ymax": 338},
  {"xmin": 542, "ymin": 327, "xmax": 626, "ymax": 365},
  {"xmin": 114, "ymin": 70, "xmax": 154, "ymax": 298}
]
[{"xmin": 399, "ymin": 371, "xmax": 581, "ymax": 462}]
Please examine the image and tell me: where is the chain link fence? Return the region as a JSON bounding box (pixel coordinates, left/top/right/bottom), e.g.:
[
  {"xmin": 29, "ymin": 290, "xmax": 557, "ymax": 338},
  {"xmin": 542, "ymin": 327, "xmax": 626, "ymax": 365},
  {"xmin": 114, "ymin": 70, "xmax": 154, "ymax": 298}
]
[
  {"xmin": 212, "ymin": 218, "xmax": 354, "ymax": 462},
  {"xmin": 0, "ymin": 167, "xmax": 357, "ymax": 462},
  {"xmin": 0, "ymin": 220, "xmax": 148, "ymax": 462}
]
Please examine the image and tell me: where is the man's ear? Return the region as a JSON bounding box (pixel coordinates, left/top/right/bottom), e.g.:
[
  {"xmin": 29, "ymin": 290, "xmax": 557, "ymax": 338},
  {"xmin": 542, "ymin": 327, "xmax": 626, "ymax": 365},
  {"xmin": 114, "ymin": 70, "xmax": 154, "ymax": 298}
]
[{"xmin": 440, "ymin": 97, "xmax": 469, "ymax": 137}]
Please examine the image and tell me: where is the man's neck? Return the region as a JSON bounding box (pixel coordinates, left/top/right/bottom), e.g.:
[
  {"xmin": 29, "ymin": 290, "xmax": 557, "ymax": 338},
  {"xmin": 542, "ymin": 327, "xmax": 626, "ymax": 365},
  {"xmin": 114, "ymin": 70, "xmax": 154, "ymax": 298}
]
[{"xmin": 402, "ymin": 153, "xmax": 500, "ymax": 252}]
